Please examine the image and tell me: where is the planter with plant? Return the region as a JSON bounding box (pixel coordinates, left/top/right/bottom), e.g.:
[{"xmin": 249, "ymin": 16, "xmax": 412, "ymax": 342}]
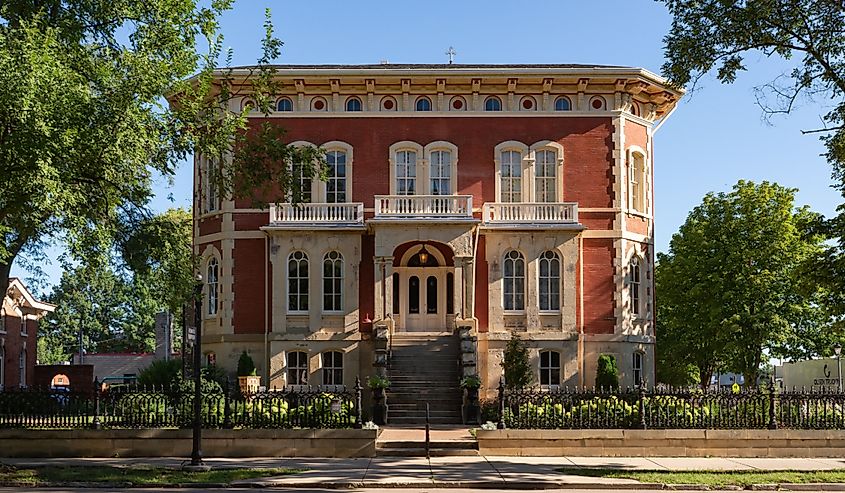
[
  {"xmin": 461, "ymin": 375, "xmax": 482, "ymax": 425},
  {"xmin": 237, "ymin": 351, "xmax": 261, "ymax": 395},
  {"xmin": 367, "ymin": 375, "xmax": 390, "ymax": 425}
]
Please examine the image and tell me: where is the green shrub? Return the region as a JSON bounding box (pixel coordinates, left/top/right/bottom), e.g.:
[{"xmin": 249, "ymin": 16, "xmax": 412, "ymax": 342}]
[
  {"xmin": 237, "ymin": 351, "xmax": 257, "ymax": 377},
  {"xmin": 596, "ymin": 354, "xmax": 619, "ymax": 390},
  {"xmin": 137, "ymin": 358, "xmax": 182, "ymax": 387},
  {"xmin": 502, "ymin": 335, "xmax": 533, "ymax": 389}
]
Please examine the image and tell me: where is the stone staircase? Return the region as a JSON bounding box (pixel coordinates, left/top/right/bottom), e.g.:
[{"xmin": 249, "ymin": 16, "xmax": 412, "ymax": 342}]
[
  {"xmin": 387, "ymin": 332, "xmax": 463, "ymax": 425},
  {"xmin": 375, "ymin": 438, "xmax": 478, "ymax": 457}
]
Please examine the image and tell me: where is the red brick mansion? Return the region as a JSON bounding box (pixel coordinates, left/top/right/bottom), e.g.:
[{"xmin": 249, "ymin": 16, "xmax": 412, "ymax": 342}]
[{"xmin": 193, "ymin": 64, "xmax": 681, "ymax": 399}]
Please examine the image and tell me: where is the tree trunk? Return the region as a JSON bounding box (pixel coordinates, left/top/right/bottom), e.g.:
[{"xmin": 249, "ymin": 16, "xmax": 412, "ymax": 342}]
[{"xmin": 0, "ymin": 259, "xmax": 12, "ymax": 304}]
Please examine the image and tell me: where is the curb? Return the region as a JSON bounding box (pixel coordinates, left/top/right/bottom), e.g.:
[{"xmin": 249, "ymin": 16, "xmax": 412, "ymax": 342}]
[{"xmin": 235, "ymin": 480, "xmax": 845, "ymax": 490}]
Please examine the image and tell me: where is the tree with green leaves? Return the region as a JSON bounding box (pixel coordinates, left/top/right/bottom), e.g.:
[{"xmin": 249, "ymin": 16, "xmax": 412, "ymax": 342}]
[
  {"xmin": 501, "ymin": 335, "xmax": 533, "ymax": 390},
  {"xmin": 595, "ymin": 354, "xmax": 619, "ymax": 390},
  {"xmin": 0, "ymin": 2, "xmax": 324, "ymax": 303},
  {"xmin": 660, "ymin": 0, "xmax": 845, "ymax": 338},
  {"xmin": 656, "ymin": 180, "xmax": 829, "ymax": 387}
]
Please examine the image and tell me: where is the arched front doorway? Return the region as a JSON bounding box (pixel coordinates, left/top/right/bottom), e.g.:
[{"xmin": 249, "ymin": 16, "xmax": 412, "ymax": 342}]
[{"xmin": 393, "ymin": 243, "xmax": 455, "ymax": 332}]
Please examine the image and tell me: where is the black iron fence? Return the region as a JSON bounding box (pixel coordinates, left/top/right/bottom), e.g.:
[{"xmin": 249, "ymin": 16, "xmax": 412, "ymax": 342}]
[
  {"xmin": 496, "ymin": 380, "xmax": 845, "ymax": 430},
  {"xmin": 0, "ymin": 378, "xmax": 363, "ymax": 430}
]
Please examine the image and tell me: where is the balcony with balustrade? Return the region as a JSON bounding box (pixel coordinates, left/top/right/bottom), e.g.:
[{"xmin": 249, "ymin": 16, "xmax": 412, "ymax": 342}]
[
  {"xmin": 481, "ymin": 202, "xmax": 583, "ymax": 230},
  {"xmin": 372, "ymin": 195, "xmax": 475, "ymax": 222},
  {"xmin": 264, "ymin": 202, "xmax": 365, "ymax": 230}
]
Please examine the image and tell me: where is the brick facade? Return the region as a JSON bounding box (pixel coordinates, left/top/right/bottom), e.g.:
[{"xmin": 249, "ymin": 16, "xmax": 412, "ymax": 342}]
[{"xmin": 1, "ymin": 278, "xmax": 55, "ymax": 389}]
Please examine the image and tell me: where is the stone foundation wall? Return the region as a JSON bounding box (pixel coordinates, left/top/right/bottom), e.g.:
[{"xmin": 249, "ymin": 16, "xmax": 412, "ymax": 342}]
[
  {"xmin": 476, "ymin": 429, "xmax": 845, "ymax": 457},
  {"xmin": 0, "ymin": 429, "xmax": 377, "ymax": 458}
]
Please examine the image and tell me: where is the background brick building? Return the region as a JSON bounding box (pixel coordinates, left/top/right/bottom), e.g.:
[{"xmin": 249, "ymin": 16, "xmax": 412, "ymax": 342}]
[{"xmin": 2, "ymin": 278, "xmax": 55, "ymax": 388}]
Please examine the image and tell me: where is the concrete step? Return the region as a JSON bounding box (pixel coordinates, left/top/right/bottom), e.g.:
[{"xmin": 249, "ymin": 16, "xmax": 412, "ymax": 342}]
[
  {"xmin": 387, "ymin": 416, "xmax": 463, "ymax": 425},
  {"xmin": 378, "ymin": 440, "xmax": 477, "ymax": 449},
  {"xmin": 375, "ymin": 448, "xmax": 478, "ymax": 457}
]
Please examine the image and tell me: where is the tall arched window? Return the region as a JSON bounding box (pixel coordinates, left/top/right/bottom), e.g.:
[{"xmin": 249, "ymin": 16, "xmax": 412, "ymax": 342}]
[
  {"xmin": 345, "ymin": 97, "xmax": 362, "ymax": 112},
  {"xmin": 322, "ymin": 351, "xmax": 343, "ymax": 386},
  {"xmin": 415, "ymin": 97, "xmax": 432, "ymax": 111},
  {"xmin": 503, "ymin": 251, "xmax": 525, "ymax": 311},
  {"xmin": 204, "ymin": 157, "xmax": 218, "ymax": 213},
  {"xmin": 485, "ymin": 96, "xmax": 502, "ymax": 111},
  {"xmin": 277, "ymin": 98, "xmax": 293, "ymax": 112},
  {"xmin": 429, "ymin": 150, "xmax": 452, "ymax": 195},
  {"xmin": 206, "ymin": 259, "xmax": 218, "ymax": 316},
  {"xmin": 287, "ymin": 351, "xmax": 308, "ymax": 385},
  {"xmin": 395, "ymin": 150, "xmax": 417, "ymax": 195},
  {"xmin": 554, "ymin": 96, "xmax": 572, "ymax": 111},
  {"xmin": 323, "ymin": 251, "xmax": 343, "ymax": 312},
  {"xmin": 288, "ymin": 251, "xmax": 309, "ymax": 313},
  {"xmin": 500, "ymin": 150, "xmax": 522, "ymax": 203},
  {"xmin": 292, "ymin": 160, "xmax": 313, "ymax": 203},
  {"xmin": 629, "ymin": 151, "xmax": 646, "ymax": 212},
  {"xmin": 630, "ymin": 257, "xmax": 641, "ymax": 317},
  {"xmin": 633, "ymin": 351, "xmax": 644, "ymax": 386},
  {"xmin": 539, "ymin": 251, "xmax": 561, "ymax": 311},
  {"xmin": 535, "ymin": 149, "xmax": 558, "ymax": 202},
  {"xmin": 540, "ymin": 350, "xmax": 561, "ymax": 386},
  {"xmin": 326, "ymin": 150, "xmax": 347, "ymax": 203},
  {"xmin": 19, "ymin": 349, "xmax": 25, "ymax": 387}
]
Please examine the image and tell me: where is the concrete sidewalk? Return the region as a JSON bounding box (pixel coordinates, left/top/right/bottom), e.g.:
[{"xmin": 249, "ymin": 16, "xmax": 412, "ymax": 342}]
[{"xmin": 5, "ymin": 456, "xmax": 845, "ymax": 489}]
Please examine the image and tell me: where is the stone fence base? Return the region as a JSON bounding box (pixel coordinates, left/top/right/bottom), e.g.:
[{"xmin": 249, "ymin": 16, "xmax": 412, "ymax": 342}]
[
  {"xmin": 0, "ymin": 429, "xmax": 378, "ymax": 458},
  {"xmin": 476, "ymin": 429, "xmax": 845, "ymax": 457}
]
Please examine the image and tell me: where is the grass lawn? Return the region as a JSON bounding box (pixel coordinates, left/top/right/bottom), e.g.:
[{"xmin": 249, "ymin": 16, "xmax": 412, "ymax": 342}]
[
  {"xmin": 0, "ymin": 464, "xmax": 302, "ymax": 486},
  {"xmin": 557, "ymin": 468, "xmax": 845, "ymax": 487}
]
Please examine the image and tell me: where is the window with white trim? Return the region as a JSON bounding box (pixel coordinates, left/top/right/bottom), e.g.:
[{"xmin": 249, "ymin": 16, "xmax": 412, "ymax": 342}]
[
  {"xmin": 633, "ymin": 351, "xmax": 644, "ymax": 386},
  {"xmin": 346, "ymin": 97, "xmax": 362, "ymax": 112},
  {"xmin": 206, "ymin": 259, "xmax": 219, "ymax": 316},
  {"xmin": 540, "ymin": 350, "xmax": 561, "ymax": 386},
  {"xmin": 292, "ymin": 160, "xmax": 313, "ymax": 203},
  {"xmin": 500, "ymin": 150, "xmax": 522, "ymax": 203},
  {"xmin": 554, "ymin": 96, "xmax": 572, "ymax": 111},
  {"xmin": 323, "ymin": 251, "xmax": 343, "ymax": 312},
  {"xmin": 415, "ymin": 97, "xmax": 432, "ymax": 111},
  {"xmin": 628, "ymin": 150, "xmax": 646, "ymax": 213},
  {"xmin": 429, "ymin": 150, "xmax": 452, "ymax": 195},
  {"xmin": 322, "ymin": 351, "xmax": 343, "ymax": 385},
  {"xmin": 19, "ymin": 349, "xmax": 25, "ymax": 387},
  {"xmin": 19, "ymin": 315, "xmax": 26, "ymax": 336},
  {"xmin": 277, "ymin": 98, "xmax": 293, "ymax": 112},
  {"xmin": 539, "ymin": 251, "xmax": 561, "ymax": 311},
  {"xmin": 287, "ymin": 351, "xmax": 308, "ymax": 385},
  {"xmin": 395, "ymin": 150, "xmax": 417, "ymax": 195},
  {"xmin": 485, "ymin": 96, "xmax": 502, "ymax": 111},
  {"xmin": 503, "ymin": 250, "xmax": 525, "ymax": 311},
  {"xmin": 203, "ymin": 157, "xmax": 218, "ymax": 213},
  {"xmin": 534, "ymin": 149, "xmax": 558, "ymax": 202},
  {"xmin": 288, "ymin": 251, "xmax": 309, "ymax": 313},
  {"xmin": 630, "ymin": 257, "xmax": 641, "ymax": 317},
  {"xmin": 326, "ymin": 150, "xmax": 347, "ymax": 203}
]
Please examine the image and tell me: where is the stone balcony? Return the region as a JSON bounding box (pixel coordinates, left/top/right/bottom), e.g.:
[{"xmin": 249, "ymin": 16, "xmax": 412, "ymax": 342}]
[
  {"xmin": 266, "ymin": 202, "xmax": 365, "ymax": 229},
  {"xmin": 373, "ymin": 195, "xmax": 474, "ymax": 221},
  {"xmin": 482, "ymin": 202, "xmax": 582, "ymax": 229}
]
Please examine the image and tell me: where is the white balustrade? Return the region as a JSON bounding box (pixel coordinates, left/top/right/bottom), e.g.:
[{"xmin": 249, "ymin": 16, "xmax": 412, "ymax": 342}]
[
  {"xmin": 374, "ymin": 195, "xmax": 473, "ymax": 218},
  {"xmin": 482, "ymin": 202, "xmax": 579, "ymax": 224},
  {"xmin": 270, "ymin": 203, "xmax": 364, "ymax": 225}
]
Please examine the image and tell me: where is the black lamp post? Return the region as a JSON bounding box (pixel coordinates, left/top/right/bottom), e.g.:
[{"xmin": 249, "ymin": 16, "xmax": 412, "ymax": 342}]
[{"xmin": 184, "ymin": 275, "xmax": 209, "ymax": 471}]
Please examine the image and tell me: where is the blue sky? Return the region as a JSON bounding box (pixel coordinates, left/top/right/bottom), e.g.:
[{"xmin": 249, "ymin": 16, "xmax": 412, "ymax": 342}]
[{"xmin": 16, "ymin": 0, "xmax": 841, "ymax": 288}]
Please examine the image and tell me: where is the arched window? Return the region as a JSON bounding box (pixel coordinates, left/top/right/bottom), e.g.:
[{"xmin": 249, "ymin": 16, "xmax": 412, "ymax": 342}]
[
  {"xmin": 287, "ymin": 351, "xmax": 308, "ymax": 386},
  {"xmin": 291, "ymin": 160, "xmax": 313, "ymax": 203},
  {"xmin": 326, "ymin": 150, "xmax": 347, "ymax": 203},
  {"xmin": 629, "ymin": 151, "xmax": 646, "ymax": 212},
  {"xmin": 277, "ymin": 98, "xmax": 293, "ymax": 112},
  {"xmin": 415, "ymin": 97, "xmax": 432, "ymax": 111},
  {"xmin": 630, "ymin": 257, "xmax": 641, "ymax": 317},
  {"xmin": 345, "ymin": 97, "xmax": 362, "ymax": 112},
  {"xmin": 500, "ymin": 150, "xmax": 523, "ymax": 203},
  {"xmin": 503, "ymin": 251, "xmax": 525, "ymax": 311},
  {"xmin": 395, "ymin": 150, "xmax": 417, "ymax": 195},
  {"xmin": 323, "ymin": 251, "xmax": 343, "ymax": 312},
  {"xmin": 539, "ymin": 251, "xmax": 561, "ymax": 311},
  {"xmin": 554, "ymin": 96, "xmax": 572, "ymax": 111},
  {"xmin": 540, "ymin": 350, "xmax": 561, "ymax": 386},
  {"xmin": 322, "ymin": 351, "xmax": 343, "ymax": 386},
  {"xmin": 288, "ymin": 251, "xmax": 309, "ymax": 313},
  {"xmin": 206, "ymin": 258, "xmax": 219, "ymax": 316},
  {"xmin": 429, "ymin": 150, "xmax": 452, "ymax": 195},
  {"xmin": 630, "ymin": 101, "xmax": 640, "ymax": 117},
  {"xmin": 484, "ymin": 96, "xmax": 502, "ymax": 111},
  {"xmin": 19, "ymin": 349, "xmax": 25, "ymax": 387},
  {"xmin": 204, "ymin": 157, "xmax": 218, "ymax": 213},
  {"xmin": 535, "ymin": 149, "xmax": 558, "ymax": 202}
]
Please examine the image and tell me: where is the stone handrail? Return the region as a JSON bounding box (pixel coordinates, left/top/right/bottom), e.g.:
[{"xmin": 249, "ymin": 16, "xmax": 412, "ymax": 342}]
[
  {"xmin": 270, "ymin": 203, "xmax": 364, "ymax": 224},
  {"xmin": 374, "ymin": 195, "xmax": 473, "ymax": 218},
  {"xmin": 482, "ymin": 202, "xmax": 579, "ymax": 224}
]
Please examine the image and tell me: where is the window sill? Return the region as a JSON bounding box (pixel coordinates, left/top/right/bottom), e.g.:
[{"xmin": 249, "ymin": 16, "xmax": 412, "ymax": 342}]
[
  {"xmin": 503, "ymin": 311, "xmax": 526, "ymax": 316},
  {"xmin": 538, "ymin": 310, "xmax": 561, "ymax": 315},
  {"xmin": 288, "ymin": 312, "xmax": 309, "ymax": 317},
  {"xmin": 627, "ymin": 210, "xmax": 652, "ymax": 220}
]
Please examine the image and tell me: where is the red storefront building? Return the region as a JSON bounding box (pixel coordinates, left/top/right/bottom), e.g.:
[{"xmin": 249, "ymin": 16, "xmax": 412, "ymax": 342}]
[{"xmin": 194, "ymin": 64, "xmax": 681, "ymax": 405}]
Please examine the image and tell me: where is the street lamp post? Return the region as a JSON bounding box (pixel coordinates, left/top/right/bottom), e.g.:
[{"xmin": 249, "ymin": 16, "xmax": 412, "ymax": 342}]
[
  {"xmin": 184, "ymin": 276, "xmax": 209, "ymax": 471},
  {"xmin": 835, "ymin": 344, "xmax": 842, "ymax": 393}
]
